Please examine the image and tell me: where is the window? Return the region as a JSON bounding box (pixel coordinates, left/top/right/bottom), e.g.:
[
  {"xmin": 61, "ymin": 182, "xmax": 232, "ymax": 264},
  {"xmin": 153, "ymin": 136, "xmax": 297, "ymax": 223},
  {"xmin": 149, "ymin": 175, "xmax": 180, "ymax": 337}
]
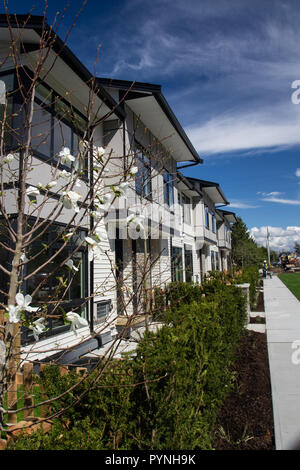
[
  {"xmin": 0, "ymin": 72, "xmax": 15, "ymax": 146},
  {"xmin": 22, "ymin": 222, "xmax": 88, "ymax": 343},
  {"xmin": 215, "ymin": 251, "xmax": 220, "ymax": 271},
  {"xmin": 205, "ymin": 206, "xmax": 210, "ymax": 229},
  {"xmin": 95, "ymin": 300, "xmax": 111, "ymax": 324},
  {"xmin": 211, "ymin": 212, "xmax": 216, "ymax": 233},
  {"xmin": 211, "ymin": 251, "xmax": 216, "ymax": 271},
  {"xmin": 32, "ymin": 81, "xmax": 87, "ymax": 173},
  {"xmin": 171, "ymin": 246, "xmax": 183, "ymax": 282},
  {"xmin": 163, "ymin": 170, "xmax": 174, "ymax": 207},
  {"xmin": 225, "ymin": 226, "xmax": 231, "ymax": 242},
  {"xmin": 184, "ymin": 244, "xmax": 193, "ymax": 282},
  {"xmin": 181, "ymin": 193, "xmax": 191, "ymax": 225},
  {"xmin": 135, "ymin": 141, "xmax": 152, "ymax": 199}
]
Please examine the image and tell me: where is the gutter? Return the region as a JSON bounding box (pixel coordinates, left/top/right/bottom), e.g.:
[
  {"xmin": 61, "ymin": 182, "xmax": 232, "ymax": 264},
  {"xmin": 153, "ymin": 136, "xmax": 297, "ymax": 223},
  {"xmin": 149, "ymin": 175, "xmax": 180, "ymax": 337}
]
[{"xmin": 0, "ymin": 14, "xmax": 126, "ymax": 121}]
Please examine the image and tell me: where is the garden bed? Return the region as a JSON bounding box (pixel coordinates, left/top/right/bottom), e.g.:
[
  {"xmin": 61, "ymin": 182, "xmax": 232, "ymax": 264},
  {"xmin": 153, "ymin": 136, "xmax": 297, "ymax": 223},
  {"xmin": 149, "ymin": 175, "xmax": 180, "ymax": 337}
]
[{"xmin": 213, "ymin": 330, "xmax": 275, "ymax": 450}]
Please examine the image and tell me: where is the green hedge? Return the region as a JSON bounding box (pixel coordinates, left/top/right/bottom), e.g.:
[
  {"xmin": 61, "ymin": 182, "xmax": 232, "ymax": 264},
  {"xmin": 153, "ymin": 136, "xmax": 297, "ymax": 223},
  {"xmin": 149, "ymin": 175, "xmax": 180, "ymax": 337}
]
[
  {"xmin": 9, "ymin": 280, "xmax": 247, "ymax": 450},
  {"xmin": 234, "ymin": 266, "xmax": 260, "ymax": 308}
]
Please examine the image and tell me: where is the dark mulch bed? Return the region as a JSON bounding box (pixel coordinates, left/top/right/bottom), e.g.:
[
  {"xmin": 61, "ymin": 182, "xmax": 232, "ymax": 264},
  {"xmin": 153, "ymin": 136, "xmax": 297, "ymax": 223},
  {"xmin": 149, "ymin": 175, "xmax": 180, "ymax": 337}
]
[
  {"xmin": 251, "ymin": 289, "xmax": 265, "ymax": 312},
  {"xmin": 250, "ymin": 315, "xmax": 265, "ymax": 324},
  {"xmin": 213, "ymin": 330, "xmax": 275, "ymax": 450}
]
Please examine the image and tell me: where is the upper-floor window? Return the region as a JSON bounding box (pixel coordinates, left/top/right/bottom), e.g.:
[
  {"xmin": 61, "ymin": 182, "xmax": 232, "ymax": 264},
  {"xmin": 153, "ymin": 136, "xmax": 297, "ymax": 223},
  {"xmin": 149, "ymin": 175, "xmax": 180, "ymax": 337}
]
[
  {"xmin": 32, "ymin": 81, "xmax": 87, "ymax": 173},
  {"xmin": 205, "ymin": 206, "xmax": 210, "ymax": 229},
  {"xmin": 225, "ymin": 226, "xmax": 231, "ymax": 242},
  {"xmin": 179, "ymin": 192, "xmax": 191, "ymax": 225},
  {"xmin": 211, "ymin": 211, "xmax": 216, "ymax": 233},
  {"xmin": 0, "ymin": 71, "xmax": 15, "ymax": 147},
  {"xmin": 135, "ymin": 141, "xmax": 152, "ymax": 199},
  {"xmin": 164, "ymin": 170, "xmax": 174, "ymax": 207}
]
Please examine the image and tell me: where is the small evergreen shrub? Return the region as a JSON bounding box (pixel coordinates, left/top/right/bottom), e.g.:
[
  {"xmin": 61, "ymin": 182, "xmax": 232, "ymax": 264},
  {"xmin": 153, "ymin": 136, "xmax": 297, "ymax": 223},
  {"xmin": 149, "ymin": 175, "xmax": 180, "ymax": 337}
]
[
  {"xmin": 234, "ymin": 266, "xmax": 259, "ymax": 308},
  {"xmin": 10, "ymin": 281, "xmax": 247, "ymax": 450}
]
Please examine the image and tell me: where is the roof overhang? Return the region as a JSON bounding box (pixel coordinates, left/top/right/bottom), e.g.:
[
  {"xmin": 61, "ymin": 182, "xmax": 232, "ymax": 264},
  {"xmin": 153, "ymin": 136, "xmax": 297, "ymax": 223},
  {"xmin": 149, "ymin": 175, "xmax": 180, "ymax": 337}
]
[
  {"xmin": 186, "ymin": 177, "xmax": 229, "ymax": 205},
  {"xmin": 0, "ymin": 14, "xmax": 125, "ymax": 121},
  {"xmin": 176, "ymin": 172, "xmax": 202, "ymax": 197},
  {"xmin": 97, "ymin": 78, "xmax": 203, "ymax": 164},
  {"xmin": 217, "ymin": 209, "xmax": 237, "ymax": 224}
]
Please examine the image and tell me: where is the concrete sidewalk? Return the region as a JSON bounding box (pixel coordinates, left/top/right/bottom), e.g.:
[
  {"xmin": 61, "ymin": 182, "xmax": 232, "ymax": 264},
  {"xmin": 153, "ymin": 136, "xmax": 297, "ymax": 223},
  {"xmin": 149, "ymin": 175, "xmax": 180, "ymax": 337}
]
[{"xmin": 264, "ymin": 275, "xmax": 300, "ymax": 450}]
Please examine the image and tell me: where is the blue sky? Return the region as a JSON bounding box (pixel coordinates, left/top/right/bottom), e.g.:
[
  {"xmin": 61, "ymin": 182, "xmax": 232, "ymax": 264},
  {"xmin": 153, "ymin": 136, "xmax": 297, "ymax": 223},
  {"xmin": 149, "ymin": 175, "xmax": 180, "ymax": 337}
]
[{"xmin": 3, "ymin": 0, "xmax": 300, "ymax": 251}]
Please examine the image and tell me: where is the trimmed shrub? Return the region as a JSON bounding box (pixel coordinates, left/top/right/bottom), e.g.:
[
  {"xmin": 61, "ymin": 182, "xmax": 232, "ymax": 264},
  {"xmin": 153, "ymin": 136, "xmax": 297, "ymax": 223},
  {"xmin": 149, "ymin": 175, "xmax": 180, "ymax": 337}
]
[
  {"xmin": 234, "ymin": 266, "xmax": 259, "ymax": 308},
  {"xmin": 9, "ymin": 282, "xmax": 247, "ymax": 450}
]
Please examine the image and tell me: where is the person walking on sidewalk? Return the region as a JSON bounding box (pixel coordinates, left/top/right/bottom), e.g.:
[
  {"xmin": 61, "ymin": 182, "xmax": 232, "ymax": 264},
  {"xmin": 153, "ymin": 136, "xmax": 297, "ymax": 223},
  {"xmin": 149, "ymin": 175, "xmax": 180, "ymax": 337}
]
[{"xmin": 263, "ymin": 260, "xmax": 268, "ymax": 278}]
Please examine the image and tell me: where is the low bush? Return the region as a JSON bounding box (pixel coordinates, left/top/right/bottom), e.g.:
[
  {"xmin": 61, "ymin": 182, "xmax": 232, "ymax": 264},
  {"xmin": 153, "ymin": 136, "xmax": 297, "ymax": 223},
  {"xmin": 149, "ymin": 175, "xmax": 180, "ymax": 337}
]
[
  {"xmin": 9, "ymin": 281, "xmax": 247, "ymax": 450},
  {"xmin": 234, "ymin": 266, "xmax": 260, "ymax": 308}
]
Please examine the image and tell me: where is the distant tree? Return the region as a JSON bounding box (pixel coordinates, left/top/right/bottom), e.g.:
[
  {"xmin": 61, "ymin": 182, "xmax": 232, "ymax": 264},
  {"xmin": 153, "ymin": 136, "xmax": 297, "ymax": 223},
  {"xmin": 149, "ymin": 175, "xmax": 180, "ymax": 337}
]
[
  {"xmin": 231, "ymin": 217, "xmax": 267, "ymax": 268},
  {"xmin": 294, "ymin": 243, "xmax": 300, "ymax": 256}
]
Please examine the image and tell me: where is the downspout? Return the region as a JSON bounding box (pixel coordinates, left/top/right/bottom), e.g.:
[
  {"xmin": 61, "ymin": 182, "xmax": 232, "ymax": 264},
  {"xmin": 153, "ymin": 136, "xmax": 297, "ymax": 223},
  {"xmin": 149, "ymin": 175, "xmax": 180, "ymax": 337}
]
[{"xmin": 89, "ymin": 135, "xmax": 94, "ymax": 334}]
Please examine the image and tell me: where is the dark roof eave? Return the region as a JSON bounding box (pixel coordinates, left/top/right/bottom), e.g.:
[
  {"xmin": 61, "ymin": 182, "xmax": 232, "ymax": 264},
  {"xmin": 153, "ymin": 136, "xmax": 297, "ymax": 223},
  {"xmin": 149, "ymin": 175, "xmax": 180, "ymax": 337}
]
[
  {"xmin": 97, "ymin": 77, "xmax": 203, "ymax": 165},
  {"xmin": 186, "ymin": 177, "xmax": 229, "ymax": 205},
  {"xmin": 0, "ymin": 14, "xmax": 125, "ymax": 121},
  {"xmin": 176, "ymin": 171, "xmax": 202, "ymax": 195}
]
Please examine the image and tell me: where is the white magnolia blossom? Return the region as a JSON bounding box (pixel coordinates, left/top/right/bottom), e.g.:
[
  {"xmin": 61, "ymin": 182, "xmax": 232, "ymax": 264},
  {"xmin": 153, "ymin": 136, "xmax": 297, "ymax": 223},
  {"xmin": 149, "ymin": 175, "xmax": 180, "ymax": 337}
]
[
  {"xmin": 47, "ymin": 181, "xmax": 58, "ymax": 189},
  {"xmin": 26, "ymin": 186, "xmax": 40, "ymax": 198},
  {"xmin": 65, "ymin": 259, "xmax": 79, "ymax": 272},
  {"xmin": 7, "ymin": 293, "xmax": 39, "ymax": 323},
  {"xmin": 116, "ymin": 182, "xmax": 130, "ymax": 198},
  {"xmin": 95, "ymin": 227, "xmax": 108, "ymax": 241},
  {"xmin": 95, "ymin": 193, "xmax": 112, "ymax": 211},
  {"xmin": 85, "ymin": 236, "xmax": 104, "ymax": 261},
  {"xmin": 0, "ymin": 80, "xmax": 6, "ymax": 105},
  {"xmin": 0, "ymin": 339, "xmax": 6, "ymax": 365},
  {"xmin": 58, "ymin": 170, "xmax": 81, "ymax": 188},
  {"xmin": 20, "ymin": 252, "xmax": 29, "ymax": 263},
  {"xmin": 79, "ymin": 140, "xmax": 89, "ymax": 154},
  {"xmin": 94, "ymin": 146, "xmax": 105, "ymax": 158},
  {"xmin": 59, "ymin": 147, "xmax": 75, "ymax": 165},
  {"xmin": 90, "ymin": 210, "xmax": 103, "ymax": 222},
  {"xmin": 29, "ymin": 317, "xmax": 47, "ymax": 341},
  {"xmin": 62, "ymin": 190, "xmax": 82, "ymax": 213},
  {"xmin": 7, "ymin": 304, "xmax": 21, "ymax": 323},
  {"xmin": 2, "ymin": 153, "xmax": 15, "ymax": 164},
  {"xmin": 37, "ymin": 181, "xmax": 57, "ymax": 191},
  {"xmin": 15, "ymin": 293, "xmax": 39, "ymax": 313},
  {"xmin": 66, "ymin": 311, "xmax": 88, "ymax": 335},
  {"xmin": 130, "ymin": 166, "xmax": 138, "ymax": 176},
  {"xmin": 64, "ymin": 231, "xmax": 75, "ymax": 240}
]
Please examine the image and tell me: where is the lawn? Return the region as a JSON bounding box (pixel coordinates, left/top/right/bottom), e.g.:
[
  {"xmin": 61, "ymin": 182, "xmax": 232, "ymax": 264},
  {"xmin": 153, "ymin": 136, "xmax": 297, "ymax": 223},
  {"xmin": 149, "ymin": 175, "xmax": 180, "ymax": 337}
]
[{"xmin": 278, "ymin": 273, "xmax": 300, "ymax": 301}]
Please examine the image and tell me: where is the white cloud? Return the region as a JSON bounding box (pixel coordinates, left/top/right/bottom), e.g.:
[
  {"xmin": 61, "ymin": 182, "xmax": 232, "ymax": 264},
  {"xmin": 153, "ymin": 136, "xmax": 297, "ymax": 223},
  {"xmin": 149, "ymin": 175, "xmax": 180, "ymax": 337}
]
[
  {"xmin": 257, "ymin": 191, "xmax": 284, "ymax": 197},
  {"xmin": 296, "ymin": 168, "xmax": 300, "ymax": 177},
  {"xmin": 250, "ymin": 226, "xmax": 300, "ymax": 251},
  {"xmin": 228, "ymin": 201, "xmax": 259, "ymax": 209},
  {"xmin": 261, "ymin": 197, "xmax": 300, "ymax": 205},
  {"xmin": 186, "ymin": 105, "xmax": 300, "ymax": 156}
]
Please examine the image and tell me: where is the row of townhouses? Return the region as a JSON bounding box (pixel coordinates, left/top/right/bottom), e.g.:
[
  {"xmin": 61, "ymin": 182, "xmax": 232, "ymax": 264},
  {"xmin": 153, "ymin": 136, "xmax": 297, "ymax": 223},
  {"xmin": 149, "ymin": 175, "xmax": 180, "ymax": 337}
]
[{"xmin": 0, "ymin": 15, "xmax": 237, "ymax": 363}]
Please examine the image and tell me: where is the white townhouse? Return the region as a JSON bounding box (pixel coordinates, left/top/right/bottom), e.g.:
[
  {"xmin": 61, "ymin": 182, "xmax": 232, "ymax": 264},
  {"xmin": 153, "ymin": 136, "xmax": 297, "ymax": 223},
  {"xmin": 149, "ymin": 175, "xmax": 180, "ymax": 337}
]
[
  {"xmin": 0, "ymin": 14, "xmax": 236, "ymax": 364},
  {"xmin": 216, "ymin": 209, "xmax": 237, "ymax": 272},
  {"xmin": 95, "ymin": 78, "xmax": 203, "ymax": 328},
  {"xmin": 0, "ymin": 14, "xmax": 126, "ymax": 362},
  {"xmin": 169, "ymin": 175, "xmax": 237, "ymax": 284}
]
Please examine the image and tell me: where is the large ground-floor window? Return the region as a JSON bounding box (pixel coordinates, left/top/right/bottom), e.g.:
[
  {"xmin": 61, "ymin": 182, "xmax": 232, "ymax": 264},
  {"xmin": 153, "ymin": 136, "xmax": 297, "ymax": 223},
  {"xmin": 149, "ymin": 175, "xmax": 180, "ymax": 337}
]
[
  {"xmin": 171, "ymin": 246, "xmax": 184, "ymax": 282},
  {"xmin": 184, "ymin": 244, "xmax": 193, "ymax": 283},
  {"xmin": 22, "ymin": 222, "xmax": 88, "ymax": 344}
]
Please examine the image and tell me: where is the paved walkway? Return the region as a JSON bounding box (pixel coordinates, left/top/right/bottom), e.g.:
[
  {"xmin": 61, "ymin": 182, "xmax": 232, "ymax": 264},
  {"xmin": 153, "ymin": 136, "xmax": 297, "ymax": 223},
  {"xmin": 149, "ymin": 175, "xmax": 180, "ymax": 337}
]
[{"xmin": 264, "ymin": 275, "xmax": 300, "ymax": 450}]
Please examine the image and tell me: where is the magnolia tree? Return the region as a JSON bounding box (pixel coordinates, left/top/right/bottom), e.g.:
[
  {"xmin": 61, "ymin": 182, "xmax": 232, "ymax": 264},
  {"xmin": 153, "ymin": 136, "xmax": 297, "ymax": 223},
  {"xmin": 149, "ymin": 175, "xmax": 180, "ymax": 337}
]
[{"xmin": 0, "ymin": 4, "xmax": 174, "ymax": 435}]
